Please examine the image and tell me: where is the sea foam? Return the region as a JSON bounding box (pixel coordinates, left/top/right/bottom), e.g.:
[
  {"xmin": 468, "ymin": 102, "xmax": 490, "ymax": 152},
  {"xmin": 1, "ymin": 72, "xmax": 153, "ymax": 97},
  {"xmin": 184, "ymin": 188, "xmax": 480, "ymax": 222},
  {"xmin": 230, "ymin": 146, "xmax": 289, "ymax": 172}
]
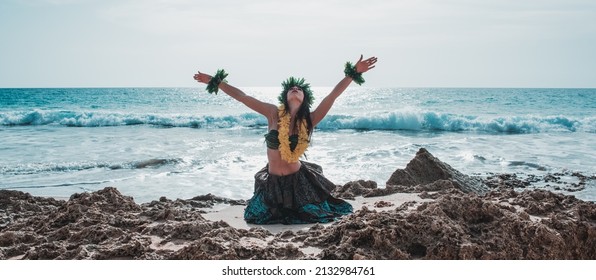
[{"xmin": 1, "ymin": 109, "xmax": 591, "ymax": 134}]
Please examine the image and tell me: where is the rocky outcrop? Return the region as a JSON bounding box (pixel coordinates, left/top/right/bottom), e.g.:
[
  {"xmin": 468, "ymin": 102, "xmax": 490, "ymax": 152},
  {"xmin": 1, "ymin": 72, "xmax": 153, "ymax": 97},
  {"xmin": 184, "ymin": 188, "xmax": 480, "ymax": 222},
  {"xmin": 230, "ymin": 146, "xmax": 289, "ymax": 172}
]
[
  {"xmin": 1, "ymin": 149, "xmax": 594, "ymax": 260},
  {"xmin": 303, "ymin": 189, "xmax": 595, "ymax": 259},
  {"xmin": 386, "ymin": 148, "xmax": 489, "ymax": 194},
  {"xmin": 334, "ymin": 148, "xmax": 487, "ymax": 199},
  {"xmin": 0, "ymin": 188, "xmax": 263, "ymax": 260}
]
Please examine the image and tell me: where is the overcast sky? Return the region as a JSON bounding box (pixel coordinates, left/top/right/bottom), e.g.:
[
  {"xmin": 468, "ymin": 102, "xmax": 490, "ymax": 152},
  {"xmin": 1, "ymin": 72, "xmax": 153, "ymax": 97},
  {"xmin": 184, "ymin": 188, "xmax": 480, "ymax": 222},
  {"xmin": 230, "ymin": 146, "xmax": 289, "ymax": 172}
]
[{"xmin": 1, "ymin": 0, "xmax": 595, "ymax": 88}]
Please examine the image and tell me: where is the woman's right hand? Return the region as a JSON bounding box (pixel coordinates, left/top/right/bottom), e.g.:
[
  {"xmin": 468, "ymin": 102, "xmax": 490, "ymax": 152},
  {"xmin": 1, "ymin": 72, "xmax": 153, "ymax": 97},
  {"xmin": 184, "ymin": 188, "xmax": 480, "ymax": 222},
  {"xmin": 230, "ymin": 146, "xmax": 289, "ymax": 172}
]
[{"xmin": 193, "ymin": 71, "xmax": 212, "ymax": 84}]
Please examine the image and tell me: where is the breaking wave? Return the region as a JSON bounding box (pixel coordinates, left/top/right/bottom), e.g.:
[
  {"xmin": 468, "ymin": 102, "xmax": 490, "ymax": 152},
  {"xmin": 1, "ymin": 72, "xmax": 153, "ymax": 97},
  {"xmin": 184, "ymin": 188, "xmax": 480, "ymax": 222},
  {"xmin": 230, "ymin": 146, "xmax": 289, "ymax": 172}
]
[{"xmin": 1, "ymin": 109, "xmax": 593, "ymax": 134}]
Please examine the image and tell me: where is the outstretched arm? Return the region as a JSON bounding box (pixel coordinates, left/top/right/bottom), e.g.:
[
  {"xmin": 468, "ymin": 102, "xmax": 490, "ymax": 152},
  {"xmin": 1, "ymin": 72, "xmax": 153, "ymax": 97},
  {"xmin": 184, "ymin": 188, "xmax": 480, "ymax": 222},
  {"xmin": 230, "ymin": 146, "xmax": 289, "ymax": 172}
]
[
  {"xmin": 194, "ymin": 72, "xmax": 277, "ymax": 119},
  {"xmin": 310, "ymin": 55, "xmax": 377, "ymax": 126}
]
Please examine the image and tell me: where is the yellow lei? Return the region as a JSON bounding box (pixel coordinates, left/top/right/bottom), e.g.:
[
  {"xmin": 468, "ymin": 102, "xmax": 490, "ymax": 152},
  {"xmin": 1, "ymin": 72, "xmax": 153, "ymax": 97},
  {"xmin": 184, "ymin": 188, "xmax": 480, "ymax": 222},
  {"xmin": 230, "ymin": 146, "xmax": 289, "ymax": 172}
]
[{"xmin": 277, "ymin": 105, "xmax": 309, "ymax": 163}]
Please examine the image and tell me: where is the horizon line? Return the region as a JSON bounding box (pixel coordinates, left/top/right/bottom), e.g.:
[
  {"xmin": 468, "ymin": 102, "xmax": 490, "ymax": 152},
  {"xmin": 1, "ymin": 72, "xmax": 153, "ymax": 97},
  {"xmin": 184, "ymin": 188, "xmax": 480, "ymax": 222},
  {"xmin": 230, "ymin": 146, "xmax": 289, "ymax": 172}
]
[{"xmin": 2, "ymin": 86, "xmax": 596, "ymax": 90}]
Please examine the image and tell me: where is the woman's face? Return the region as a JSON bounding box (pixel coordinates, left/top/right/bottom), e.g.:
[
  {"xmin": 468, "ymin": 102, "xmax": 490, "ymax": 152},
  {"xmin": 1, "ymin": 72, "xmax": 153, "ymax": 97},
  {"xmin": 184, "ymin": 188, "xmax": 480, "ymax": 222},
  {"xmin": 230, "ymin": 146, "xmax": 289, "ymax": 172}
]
[{"xmin": 287, "ymin": 86, "xmax": 304, "ymax": 104}]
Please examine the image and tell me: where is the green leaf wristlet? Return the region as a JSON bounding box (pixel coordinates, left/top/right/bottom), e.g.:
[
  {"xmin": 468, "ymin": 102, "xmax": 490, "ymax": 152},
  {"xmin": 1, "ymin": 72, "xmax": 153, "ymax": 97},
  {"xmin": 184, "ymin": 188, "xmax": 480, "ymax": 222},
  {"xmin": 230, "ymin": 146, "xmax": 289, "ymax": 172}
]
[
  {"xmin": 206, "ymin": 69, "xmax": 228, "ymax": 94},
  {"xmin": 344, "ymin": 62, "xmax": 365, "ymax": 85}
]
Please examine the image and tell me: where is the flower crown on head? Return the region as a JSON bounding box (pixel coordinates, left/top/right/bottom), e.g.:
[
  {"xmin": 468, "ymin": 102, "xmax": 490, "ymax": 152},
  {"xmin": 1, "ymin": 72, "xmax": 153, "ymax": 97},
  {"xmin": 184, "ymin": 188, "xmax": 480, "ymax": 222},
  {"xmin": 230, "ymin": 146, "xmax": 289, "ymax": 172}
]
[{"xmin": 278, "ymin": 77, "xmax": 314, "ymax": 108}]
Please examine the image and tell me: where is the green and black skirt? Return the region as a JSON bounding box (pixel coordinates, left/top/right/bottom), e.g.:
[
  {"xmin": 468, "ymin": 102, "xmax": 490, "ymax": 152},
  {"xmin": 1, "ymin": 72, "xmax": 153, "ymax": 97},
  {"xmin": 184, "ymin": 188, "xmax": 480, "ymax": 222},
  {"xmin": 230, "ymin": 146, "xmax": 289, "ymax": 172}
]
[{"xmin": 244, "ymin": 161, "xmax": 353, "ymax": 224}]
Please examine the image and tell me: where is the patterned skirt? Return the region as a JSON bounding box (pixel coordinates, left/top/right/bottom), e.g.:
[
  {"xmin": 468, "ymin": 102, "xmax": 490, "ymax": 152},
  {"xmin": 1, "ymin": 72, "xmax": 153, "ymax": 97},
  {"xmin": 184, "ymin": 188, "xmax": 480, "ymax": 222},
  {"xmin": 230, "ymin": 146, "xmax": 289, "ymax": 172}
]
[{"xmin": 244, "ymin": 161, "xmax": 353, "ymax": 224}]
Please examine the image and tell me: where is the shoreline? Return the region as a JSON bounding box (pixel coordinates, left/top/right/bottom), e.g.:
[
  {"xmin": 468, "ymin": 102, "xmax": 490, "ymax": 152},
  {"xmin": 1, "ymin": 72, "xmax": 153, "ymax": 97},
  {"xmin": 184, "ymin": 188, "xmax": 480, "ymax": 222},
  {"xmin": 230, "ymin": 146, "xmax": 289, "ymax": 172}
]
[{"xmin": 1, "ymin": 148, "xmax": 594, "ymax": 260}]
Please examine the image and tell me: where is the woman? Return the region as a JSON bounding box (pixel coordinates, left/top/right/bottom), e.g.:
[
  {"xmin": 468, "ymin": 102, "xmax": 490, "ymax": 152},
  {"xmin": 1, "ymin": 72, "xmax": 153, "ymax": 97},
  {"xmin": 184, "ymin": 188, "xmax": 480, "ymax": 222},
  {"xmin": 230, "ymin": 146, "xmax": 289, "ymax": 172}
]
[{"xmin": 193, "ymin": 55, "xmax": 378, "ymax": 224}]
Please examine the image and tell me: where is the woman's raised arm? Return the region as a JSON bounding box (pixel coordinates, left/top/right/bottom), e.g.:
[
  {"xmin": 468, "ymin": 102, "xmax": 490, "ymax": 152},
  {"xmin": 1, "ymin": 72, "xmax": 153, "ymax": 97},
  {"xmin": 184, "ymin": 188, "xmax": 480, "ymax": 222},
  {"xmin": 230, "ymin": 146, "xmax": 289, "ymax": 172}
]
[
  {"xmin": 310, "ymin": 55, "xmax": 377, "ymax": 126},
  {"xmin": 194, "ymin": 71, "xmax": 277, "ymax": 119}
]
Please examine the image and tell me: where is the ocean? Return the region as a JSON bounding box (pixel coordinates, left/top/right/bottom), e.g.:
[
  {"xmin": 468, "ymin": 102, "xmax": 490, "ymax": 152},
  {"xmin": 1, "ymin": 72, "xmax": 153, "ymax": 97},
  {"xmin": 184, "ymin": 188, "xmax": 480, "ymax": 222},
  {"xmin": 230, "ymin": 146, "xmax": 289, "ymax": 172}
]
[{"xmin": 1, "ymin": 87, "xmax": 595, "ymax": 202}]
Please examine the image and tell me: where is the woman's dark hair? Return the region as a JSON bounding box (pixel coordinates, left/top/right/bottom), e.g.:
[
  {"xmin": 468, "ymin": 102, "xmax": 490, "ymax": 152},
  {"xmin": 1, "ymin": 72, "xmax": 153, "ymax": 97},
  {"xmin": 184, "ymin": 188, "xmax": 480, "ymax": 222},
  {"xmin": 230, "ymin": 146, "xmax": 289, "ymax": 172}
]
[
  {"xmin": 279, "ymin": 77, "xmax": 315, "ymax": 140},
  {"xmin": 281, "ymin": 91, "xmax": 314, "ymax": 140}
]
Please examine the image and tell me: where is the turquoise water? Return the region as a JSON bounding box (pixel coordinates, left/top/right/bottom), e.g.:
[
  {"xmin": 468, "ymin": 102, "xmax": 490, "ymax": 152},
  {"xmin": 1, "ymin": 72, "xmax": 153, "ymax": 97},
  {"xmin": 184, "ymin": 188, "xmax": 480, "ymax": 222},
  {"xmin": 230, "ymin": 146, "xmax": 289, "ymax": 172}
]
[{"xmin": 1, "ymin": 87, "xmax": 595, "ymax": 202}]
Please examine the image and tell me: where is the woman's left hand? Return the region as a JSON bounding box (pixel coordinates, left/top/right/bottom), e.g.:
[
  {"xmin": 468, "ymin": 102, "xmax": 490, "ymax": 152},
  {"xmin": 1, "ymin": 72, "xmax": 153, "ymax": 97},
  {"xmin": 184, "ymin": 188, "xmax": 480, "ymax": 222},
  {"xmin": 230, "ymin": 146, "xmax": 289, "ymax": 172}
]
[{"xmin": 355, "ymin": 55, "xmax": 378, "ymax": 73}]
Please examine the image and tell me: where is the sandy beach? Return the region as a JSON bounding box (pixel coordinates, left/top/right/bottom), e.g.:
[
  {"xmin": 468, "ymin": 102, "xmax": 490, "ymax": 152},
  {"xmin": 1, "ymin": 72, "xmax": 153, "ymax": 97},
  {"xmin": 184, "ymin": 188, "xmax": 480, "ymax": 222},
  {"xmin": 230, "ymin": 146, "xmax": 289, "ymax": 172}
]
[{"xmin": 1, "ymin": 148, "xmax": 594, "ymax": 260}]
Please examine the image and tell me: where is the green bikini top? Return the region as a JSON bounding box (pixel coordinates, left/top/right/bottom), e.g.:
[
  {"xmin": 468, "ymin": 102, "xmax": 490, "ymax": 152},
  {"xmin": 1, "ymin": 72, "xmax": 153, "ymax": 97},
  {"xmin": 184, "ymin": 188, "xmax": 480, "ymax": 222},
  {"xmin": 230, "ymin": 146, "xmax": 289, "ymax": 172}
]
[{"xmin": 265, "ymin": 130, "xmax": 299, "ymax": 151}]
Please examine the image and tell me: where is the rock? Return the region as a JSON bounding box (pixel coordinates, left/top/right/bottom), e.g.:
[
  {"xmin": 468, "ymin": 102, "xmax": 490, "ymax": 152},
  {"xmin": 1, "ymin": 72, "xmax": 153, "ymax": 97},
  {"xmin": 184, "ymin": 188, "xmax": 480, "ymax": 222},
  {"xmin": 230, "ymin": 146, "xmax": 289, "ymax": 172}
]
[
  {"xmin": 303, "ymin": 190, "xmax": 595, "ymax": 259},
  {"xmin": 373, "ymin": 201, "xmax": 394, "ymax": 208},
  {"xmin": 333, "ymin": 180, "xmax": 378, "ymax": 199},
  {"xmin": 0, "ymin": 187, "xmax": 297, "ymax": 260},
  {"xmin": 1, "ymin": 185, "xmax": 593, "ymax": 260},
  {"xmin": 0, "ymin": 190, "xmax": 64, "ymax": 232},
  {"xmin": 0, "ymin": 148, "xmax": 594, "ymax": 260},
  {"xmin": 189, "ymin": 193, "xmax": 246, "ymax": 206},
  {"xmin": 387, "ymin": 148, "xmax": 489, "ymax": 194}
]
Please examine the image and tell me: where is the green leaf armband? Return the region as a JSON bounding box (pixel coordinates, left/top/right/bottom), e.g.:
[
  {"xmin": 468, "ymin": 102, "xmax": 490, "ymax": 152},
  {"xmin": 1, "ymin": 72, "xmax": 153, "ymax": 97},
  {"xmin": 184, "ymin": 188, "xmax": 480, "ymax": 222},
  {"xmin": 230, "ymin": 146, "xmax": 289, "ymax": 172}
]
[
  {"xmin": 206, "ymin": 69, "xmax": 228, "ymax": 94},
  {"xmin": 344, "ymin": 62, "xmax": 365, "ymax": 85}
]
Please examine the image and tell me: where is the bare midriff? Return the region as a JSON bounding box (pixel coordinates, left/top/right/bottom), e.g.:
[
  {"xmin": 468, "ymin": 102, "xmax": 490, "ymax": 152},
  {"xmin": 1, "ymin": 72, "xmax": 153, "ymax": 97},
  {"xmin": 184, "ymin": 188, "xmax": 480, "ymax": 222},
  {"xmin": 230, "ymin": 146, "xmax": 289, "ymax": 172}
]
[{"xmin": 266, "ymin": 148, "xmax": 301, "ymax": 176}]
